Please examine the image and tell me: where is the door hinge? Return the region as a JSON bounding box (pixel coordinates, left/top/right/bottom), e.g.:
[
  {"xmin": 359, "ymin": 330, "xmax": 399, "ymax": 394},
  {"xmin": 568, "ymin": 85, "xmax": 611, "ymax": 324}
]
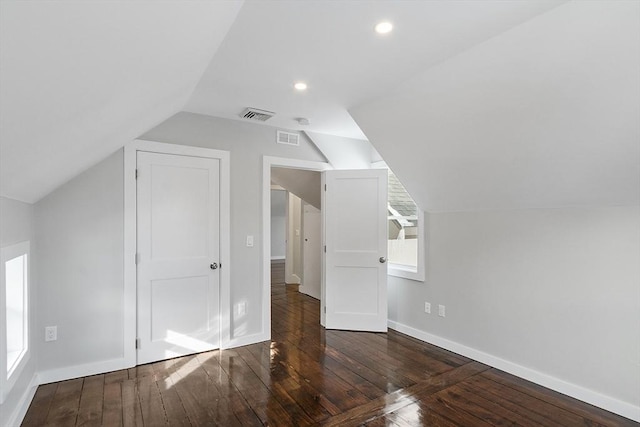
[
  {"xmin": 324, "ymin": 245, "xmax": 326, "ymax": 253},
  {"xmin": 324, "ymin": 184, "xmax": 327, "ymax": 191},
  {"xmin": 134, "ymin": 253, "xmax": 139, "ymax": 264},
  {"xmin": 324, "ymin": 306, "xmax": 326, "ymax": 314},
  {"xmin": 135, "ymin": 169, "xmax": 138, "ymax": 179},
  {"xmin": 135, "ymin": 338, "xmax": 141, "ymax": 349}
]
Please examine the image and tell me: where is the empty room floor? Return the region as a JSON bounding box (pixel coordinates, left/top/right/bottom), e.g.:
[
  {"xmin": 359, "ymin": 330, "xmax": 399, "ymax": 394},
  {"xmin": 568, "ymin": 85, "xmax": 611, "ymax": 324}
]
[{"xmin": 21, "ymin": 285, "xmax": 637, "ymax": 426}]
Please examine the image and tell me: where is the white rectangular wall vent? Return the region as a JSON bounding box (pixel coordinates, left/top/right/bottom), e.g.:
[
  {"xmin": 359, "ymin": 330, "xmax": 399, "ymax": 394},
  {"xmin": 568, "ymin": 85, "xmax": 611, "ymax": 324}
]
[
  {"xmin": 240, "ymin": 107, "xmax": 275, "ymax": 122},
  {"xmin": 277, "ymin": 130, "xmax": 300, "ymax": 146}
]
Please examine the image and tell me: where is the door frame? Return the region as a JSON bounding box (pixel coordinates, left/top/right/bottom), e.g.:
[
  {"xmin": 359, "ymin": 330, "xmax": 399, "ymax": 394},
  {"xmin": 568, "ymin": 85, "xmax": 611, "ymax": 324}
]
[
  {"xmin": 261, "ymin": 156, "xmax": 331, "ymax": 341},
  {"xmin": 124, "ymin": 139, "xmax": 231, "ymax": 366}
]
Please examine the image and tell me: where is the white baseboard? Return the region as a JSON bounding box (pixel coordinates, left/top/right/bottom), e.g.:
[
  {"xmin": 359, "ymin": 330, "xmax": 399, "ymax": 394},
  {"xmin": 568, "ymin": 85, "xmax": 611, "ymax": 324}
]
[
  {"xmin": 38, "ymin": 357, "xmax": 132, "ymax": 385},
  {"xmin": 387, "ymin": 320, "xmax": 640, "ymax": 423},
  {"xmin": 6, "ymin": 372, "xmax": 39, "ymax": 427},
  {"xmin": 298, "ymin": 286, "xmax": 320, "ymax": 300},
  {"xmin": 270, "ymin": 256, "xmax": 285, "ymax": 260},
  {"xmin": 223, "ymin": 331, "xmax": 269, "ymax": 350},
  {"xmin": 11, "ymin": 336, "xmax": 268, "ymax": 426},
  {"xmin": 285, "ymin": 274, "xmax": 301, "ymax": 285}
]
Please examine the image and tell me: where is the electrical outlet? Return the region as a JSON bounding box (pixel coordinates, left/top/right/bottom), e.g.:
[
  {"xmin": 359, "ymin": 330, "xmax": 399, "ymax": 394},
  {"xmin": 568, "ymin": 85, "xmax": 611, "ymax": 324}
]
[
  {"xmin": 424, "ymin": 302, "xmax": 431, "ymax": 314},
  {"xmin": 438, "ymin": 305, "xmax": 446, "ymax": 317},
  {"xmin": 45, "ymin": 326, "xmax": 57, "ymax": 342}
]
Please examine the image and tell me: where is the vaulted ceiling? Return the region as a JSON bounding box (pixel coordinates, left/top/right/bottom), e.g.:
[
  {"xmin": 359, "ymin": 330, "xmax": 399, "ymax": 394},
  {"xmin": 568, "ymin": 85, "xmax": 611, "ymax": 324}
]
[
  {"xmin": 351, "ymin": 0, "xmax": 640, "ymax": 212},
  {"xmin": 0, "ymin": 1, "xmax": 243, "ymax": 202},
  {"xmin": 2, "ymin": 0, "xmax": 638, "ymax": 212}
]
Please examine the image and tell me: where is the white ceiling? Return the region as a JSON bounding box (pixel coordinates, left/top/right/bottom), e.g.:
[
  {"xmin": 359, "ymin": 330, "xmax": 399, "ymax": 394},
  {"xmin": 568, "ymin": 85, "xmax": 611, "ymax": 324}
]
[
  {"xmin": 2, "ymin": 0, "xmax": 637, "ymax": 212},
  {"xmin": 0, "ymin": 0, "xmax": 243, "ymax": 202},
  {"xmin": 351, "ymin": 0, "xmax": 640, "ymax": 212},
  {"xmin": 185, "ymin": 0, "xmax": 566, "ymax": 139}
]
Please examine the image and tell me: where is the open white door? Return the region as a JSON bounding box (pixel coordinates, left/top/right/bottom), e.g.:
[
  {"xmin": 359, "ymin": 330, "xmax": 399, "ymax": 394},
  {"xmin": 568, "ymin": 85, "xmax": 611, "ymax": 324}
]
[
  {"xmin": 323, "ymin": 169, "xmax": 388, "ymax": 332},
  {"xmin": 137, "ymin": 151, "xmax": 220, "ymax": 364},
  {"xmin": 301, "ymin": 202, "xmax": 321, "ymax": 300}
]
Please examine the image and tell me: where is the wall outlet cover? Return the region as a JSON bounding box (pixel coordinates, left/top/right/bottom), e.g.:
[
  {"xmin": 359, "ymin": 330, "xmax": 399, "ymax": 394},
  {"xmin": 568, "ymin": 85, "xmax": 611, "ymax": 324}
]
[{"xmin": 45, "ymin": 326, "xmax": 57, "ymax": 342}]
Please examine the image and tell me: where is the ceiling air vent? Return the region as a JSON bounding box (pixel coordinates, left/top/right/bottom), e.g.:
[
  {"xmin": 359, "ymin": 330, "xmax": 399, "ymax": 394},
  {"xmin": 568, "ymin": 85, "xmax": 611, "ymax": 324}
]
[
  {"xmin": 240, "ymin": 107, "xmax": 275, "ymax": 122},
  {"xmin": 277, "ymin": 130, "xmax": 300, "ymax": 146}
]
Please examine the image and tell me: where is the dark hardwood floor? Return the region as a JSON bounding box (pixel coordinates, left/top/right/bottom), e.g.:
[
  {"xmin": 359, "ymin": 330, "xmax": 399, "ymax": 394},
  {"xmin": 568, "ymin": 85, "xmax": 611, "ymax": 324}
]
[
  {"xmin": 22, "ymin": 282, "xmax": 637, "ymax": 426},
  {"xmin": 271, "ymin": 259, "xmax": 285, "ymax": 285}
]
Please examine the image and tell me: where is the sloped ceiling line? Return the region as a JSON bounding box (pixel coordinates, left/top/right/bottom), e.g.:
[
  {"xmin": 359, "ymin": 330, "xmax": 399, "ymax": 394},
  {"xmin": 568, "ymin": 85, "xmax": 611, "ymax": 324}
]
[{"xmin": 0, "ymin": 0, "xmax": 244, "ymax": 203}]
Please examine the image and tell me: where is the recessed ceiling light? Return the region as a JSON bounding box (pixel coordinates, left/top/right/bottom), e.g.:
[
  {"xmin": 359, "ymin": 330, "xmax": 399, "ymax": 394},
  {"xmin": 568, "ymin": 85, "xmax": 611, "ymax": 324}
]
[
  {"xmin": 375, "ymin": 21, "xmax": 393, "ymax": 34},
  {"xmin": 294, "ymin": 82, "xmax": 307, "ymax": 91}
]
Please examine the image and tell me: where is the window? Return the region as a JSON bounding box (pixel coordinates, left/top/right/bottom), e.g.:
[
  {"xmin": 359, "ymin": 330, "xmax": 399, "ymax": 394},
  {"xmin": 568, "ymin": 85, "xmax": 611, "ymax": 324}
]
[
  {"xmin": 1, "ymin": 241, "xmax": 30, "ymax": 403},
  {"xmin": 386, "ymin": 169, "xmax": 425, "ymax": 281}
]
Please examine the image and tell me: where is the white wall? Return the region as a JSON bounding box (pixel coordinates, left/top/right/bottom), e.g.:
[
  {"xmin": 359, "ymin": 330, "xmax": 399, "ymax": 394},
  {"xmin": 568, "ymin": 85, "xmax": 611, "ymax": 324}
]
[
  {"xmin": 29, "ymin": 113, "xmax": 327, "ymax": 380},
  {"xmin": 34, "ymin": 150, "xmax": 124, "ymax": 374},
  {"xmin": 271, "ymin": 167, "xmax": 321, "ymax": 209},
  {"xmin": 388, "ymin": 206, "xmax": 640, "ymax": 416},
  {"xmin": 348, "ymin": 1, "xmax": 639, "ymax": 419},
  {"xmin": 270, "ymin": 190, "xmax": 286, "ymax": 259},
  {"xmin": 0, "ymin": 197, "xmax": 37, "ymax": 426},
  {"xmin": 1, "ymin": 198, "xmax": 33, "ymax": 248}
]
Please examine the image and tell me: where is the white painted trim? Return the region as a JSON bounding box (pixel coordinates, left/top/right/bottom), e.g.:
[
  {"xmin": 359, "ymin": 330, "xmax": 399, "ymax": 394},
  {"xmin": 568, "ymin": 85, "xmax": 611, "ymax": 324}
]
[
  {"xmin": 125, "ymin": 139, "xmax": 232, "ymax": 358},
  {"xmin": 1, "ymin": 240, "xmax": 31, "ymax": 404},
  {"xmin": 5, "ymin": 372, "xmax": 38, "ymax": 427},
  {"xmin": 123, "ymin": 144, "xmax": 137, "ymax": 369},
  {"xmin": 286, "ymin": 273, "xmax": 301, "ymax": 285},
  {"xmin": 37, "ymin": 357, "xmax": 130, "ymax": 385},
  {"xmin": 270, "ymin": 256, "xmax": 285, "ymax": 261},
  {"xmin": 387, "ymin": 209, "xmax": 425, "ymax": 282},
  {"xmin": 262, "ymin": 156, "xmax": 331, "ymax": 340},
  {"xmin": 387, "ymin": 320, "xmax": 640, "ymax": 423},
  {"xmin": 218, "ymin": 149, "xmax": 232, "ymax": 350},
  {"xmin": 222, "ymin": 331, "xmax": 270, "ymax": 350},
  {"xmin": 371, "ymin": 162, "xmax": 426, "ymax": 283}
]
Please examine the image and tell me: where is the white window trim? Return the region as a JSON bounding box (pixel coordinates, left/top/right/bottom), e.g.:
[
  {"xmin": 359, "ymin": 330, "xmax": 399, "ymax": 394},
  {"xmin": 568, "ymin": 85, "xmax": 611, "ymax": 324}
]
[
  {"xmin": 1, "ymin": 240, "xmax": 31, "ymax": 404},
  {"xmin": 387, "ymin": 209, "xmax": 425, "ymax": 282},
  {"xmin": 372, "ymin": 160, "xmax": 426, "ymax": 282}
]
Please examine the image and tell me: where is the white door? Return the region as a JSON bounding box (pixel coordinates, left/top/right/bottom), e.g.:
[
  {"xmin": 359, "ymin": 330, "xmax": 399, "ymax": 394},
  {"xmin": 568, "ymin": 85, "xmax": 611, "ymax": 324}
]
[
  {"xmin": 301, "ymin": 203, "xmax": 321, "ymax": 300},
  {"xmin": 137, "ymin": 151, "xmax": 220, "ymax": 364},
  {"xmin": 323, "ymin": 169, "xmax": 388, "ymax": 332}
]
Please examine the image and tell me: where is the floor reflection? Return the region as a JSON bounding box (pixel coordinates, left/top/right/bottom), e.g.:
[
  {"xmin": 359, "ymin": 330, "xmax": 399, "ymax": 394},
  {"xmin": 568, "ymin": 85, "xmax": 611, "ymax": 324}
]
[{"xmin": 22, "ymin": 281, "xmax": 632, "ymax": 427}]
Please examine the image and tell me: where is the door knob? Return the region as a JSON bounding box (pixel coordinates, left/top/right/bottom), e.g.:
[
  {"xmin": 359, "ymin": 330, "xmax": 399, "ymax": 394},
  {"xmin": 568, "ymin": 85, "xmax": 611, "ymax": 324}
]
[
  {"xmin": 210, "ymin": 262, "xmax": 218, "ymax": 270},
  {"xmin": 379, "ymin": 257, "xmax": 387, "ymax": 264}
]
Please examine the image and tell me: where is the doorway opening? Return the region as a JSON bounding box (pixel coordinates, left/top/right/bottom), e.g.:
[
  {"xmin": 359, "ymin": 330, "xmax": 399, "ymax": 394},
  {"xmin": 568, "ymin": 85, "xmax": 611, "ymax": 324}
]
[
  {"xmin": 269, "ymin": 167, "xmax": 322, "ymax": 309},
  {"xmin": 261, "ymin": 157, "xmax": 330, "ymax": 340}
]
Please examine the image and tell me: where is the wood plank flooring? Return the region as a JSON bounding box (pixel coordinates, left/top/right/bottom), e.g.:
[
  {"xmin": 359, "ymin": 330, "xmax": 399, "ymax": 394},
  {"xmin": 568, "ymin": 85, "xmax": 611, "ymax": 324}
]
[
  {"xmin": 22, "ymin": 283, "xmax": 637, "ymax": 426},
  {"xmin": 271, "ymin": 259, "xmax": 285, "ymax": 285}
]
